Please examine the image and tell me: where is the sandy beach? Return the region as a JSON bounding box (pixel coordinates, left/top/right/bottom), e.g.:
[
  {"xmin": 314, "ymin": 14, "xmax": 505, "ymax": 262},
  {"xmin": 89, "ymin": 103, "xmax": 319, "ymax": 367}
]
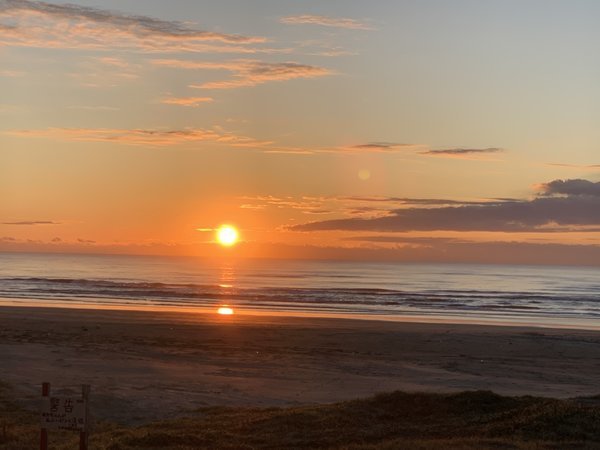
[{"xmin": 1, "ymin": 305, "xmax": 599, "ymax": 425}]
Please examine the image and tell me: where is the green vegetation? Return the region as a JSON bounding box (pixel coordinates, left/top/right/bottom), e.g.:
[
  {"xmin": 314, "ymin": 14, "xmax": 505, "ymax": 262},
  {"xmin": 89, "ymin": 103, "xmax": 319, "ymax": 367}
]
[{"xmin": 1, "ymin": 383, "xmax": 600, "ymax": 449}]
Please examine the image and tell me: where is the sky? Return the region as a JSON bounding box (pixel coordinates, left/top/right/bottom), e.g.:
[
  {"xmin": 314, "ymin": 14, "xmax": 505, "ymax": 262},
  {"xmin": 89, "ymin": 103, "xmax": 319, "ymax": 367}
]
[{"xmin": 1, "ymin": 0, "xmax": 600, "ymax": 264}]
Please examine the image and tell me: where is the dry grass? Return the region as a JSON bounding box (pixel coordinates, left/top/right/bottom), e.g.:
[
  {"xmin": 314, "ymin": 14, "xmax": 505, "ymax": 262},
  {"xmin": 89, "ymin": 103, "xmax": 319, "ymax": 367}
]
[{"xmin": 1, "ymin": 382, "xmax": 600, "ymax": 449}]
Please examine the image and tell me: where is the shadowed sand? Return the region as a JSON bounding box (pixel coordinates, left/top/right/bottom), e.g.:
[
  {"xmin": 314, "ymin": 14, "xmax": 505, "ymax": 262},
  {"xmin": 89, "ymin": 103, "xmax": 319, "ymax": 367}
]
[{"xmin": 1, "ymin": 305, "xmax": 599, "ymax": 424}]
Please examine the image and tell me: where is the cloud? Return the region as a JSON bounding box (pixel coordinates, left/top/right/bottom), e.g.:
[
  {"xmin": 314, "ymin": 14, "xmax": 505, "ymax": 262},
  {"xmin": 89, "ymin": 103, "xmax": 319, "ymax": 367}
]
[
  {"xmin": 339, "ymin": 196, "xmax": 509, "ymax": 207},
  {"xmin": 309, "ymin": 49, "xmax": 355, "ymax": 57},
  {"xmin": 539, "ymin": 179, "xmax": 600, "ymax": 197},
  {"xmin": 342, "ymin": 142, "xmax": 423, "ymax": 153},
  {"xmin": 92, "ymin": 57, "xmax": 133, "ymax": 69},
  {"xmin": 153, "ymin": 59, "xmax": 332, "ymax": 89},
  {"xmin": 0, "ymin": 69, "xmax": 24, "ymax": 77},
  {"xmin": 67, "ymin": 105, "xmax": 119, "ymax": 111},
  {"xmin": 5, "ymin": 124, "xmax": 504, "ymax": 157},
  {"xmin": 238, "ymin": 195, "xmax": 327, "ymax": 215},
  {"xmin": 271, "ymin": 142, "xmax": 424, "ymax": 155},
  {"xmin": 291, "ymin": 179, "xmax": 600, "ymax": 233},
  {"xmin": 67, "ymin": 56, "xmax": 142, "ymax": 88},
  {"xmin": 2, "ymin": 220, "xmax": 60, "ymax": 225},
  {"xmin": 255, "ymin": 142, "xmax": 423, "ymax": 155},
  {"xmin": 342, "ymin": 236, "xmax": 465, "ymax": 246},
  {"xmin": 292, "ymin": 142, "xmax": 502, "ymax": 156},
  {"xmin": 90, "ymin": 56, "xmax": 140, "ymax": 76},
  {"xmin": 351, "ymin": 143, "xmax": 404, "ymax": 150},
  {"xmin": 293, "ymin": 39, "xmax": 356, "ymax": 57},
  {"xmin": 420, "ymin": 147, "xmax": 504, "ymax": 158},
  {"xmin": 160, "ymin": 96, "xmax": 214, "ymax": 107},
  {"xmin": 238, "ymin": 194, "xmax": 508, "ymax": 219},
  {"xmin": 280, "ymin": 15, "xmax": 372, "ymax": 31},
  {"xmin": 547, "ymin": 163, "xmax": 600, "ymax": 170},
  {"xmin": 0, "ymin": 0, "xmax": 267, "ymax": 52},
  {"xmin": 6, "ymin": 127, "xmax": 271, "ymax": 148}
]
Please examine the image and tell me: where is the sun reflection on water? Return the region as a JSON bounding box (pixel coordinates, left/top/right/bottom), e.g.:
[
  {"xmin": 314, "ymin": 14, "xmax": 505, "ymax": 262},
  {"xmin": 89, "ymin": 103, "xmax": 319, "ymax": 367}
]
[{"xmin": 217, "ymin": 306, "xmax": 234, "ymax": 315}]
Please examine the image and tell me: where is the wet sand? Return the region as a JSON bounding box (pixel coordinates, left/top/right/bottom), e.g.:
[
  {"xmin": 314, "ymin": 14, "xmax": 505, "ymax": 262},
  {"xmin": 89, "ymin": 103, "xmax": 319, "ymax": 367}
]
[{"xmin": 1, "ymin": 305, "xmax": 599, "ymax": 424}]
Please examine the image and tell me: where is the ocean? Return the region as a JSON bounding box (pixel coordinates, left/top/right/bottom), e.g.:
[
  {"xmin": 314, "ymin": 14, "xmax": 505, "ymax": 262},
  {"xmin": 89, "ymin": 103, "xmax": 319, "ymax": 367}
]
[{"xmin": 1, "ymin": 252, "xmax": 599, "ymax": 328}]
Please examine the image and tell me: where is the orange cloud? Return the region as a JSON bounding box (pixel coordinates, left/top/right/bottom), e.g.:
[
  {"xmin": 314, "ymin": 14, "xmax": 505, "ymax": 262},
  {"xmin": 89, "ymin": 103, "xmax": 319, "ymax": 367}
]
[
  {"xmin": 331, "ymin": 142, "xmax": 425, "ymax": 154},
  {"xmin": 153, "ymin": 59, "xmax": 332, "ymax": 89},
  {"xmin": 420, "ymin": 148, "xmax": 504, "ymax": 159},
  {"xmin": 263, "ymin": 142, "xmax": 424, "ymax": 155},
  {"xmin": 2, "ymin": 220, "xmax": 60, "ymax": 225},
  {"xmin": 7, "ymin": 127, "xmax": 271, "ymax": 148},
  {"xmin": 280, "ymin": 15, "xmax": 373, "ymax": 31},
  {"xmin": 0, "ymin": 0, "xmax": 269, "ymax": 53},
  {"xmin": 160, "ymin": 97, "xmax": 214, "ymax": 107}
]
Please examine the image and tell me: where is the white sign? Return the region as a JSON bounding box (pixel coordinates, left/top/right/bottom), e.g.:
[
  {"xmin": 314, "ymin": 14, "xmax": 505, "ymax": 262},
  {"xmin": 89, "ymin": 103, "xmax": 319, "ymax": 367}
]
[{"xmin": 40, "ymin": 397, "xmax": 87, "ymax": 431}]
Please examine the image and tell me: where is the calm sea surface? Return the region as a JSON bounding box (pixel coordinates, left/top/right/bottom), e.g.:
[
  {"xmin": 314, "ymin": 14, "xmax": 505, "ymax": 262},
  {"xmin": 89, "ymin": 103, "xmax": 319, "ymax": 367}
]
[{"xmin": 1, "ymin": 252, "xmax": 599, "ymax": 327}]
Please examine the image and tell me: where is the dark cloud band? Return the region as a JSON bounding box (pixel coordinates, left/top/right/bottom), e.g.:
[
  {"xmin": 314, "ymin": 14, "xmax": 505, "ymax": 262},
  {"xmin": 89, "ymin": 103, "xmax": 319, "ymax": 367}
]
[{"xmin": 292, "ymin": 179, "xmax": 600, "ymax": 233}]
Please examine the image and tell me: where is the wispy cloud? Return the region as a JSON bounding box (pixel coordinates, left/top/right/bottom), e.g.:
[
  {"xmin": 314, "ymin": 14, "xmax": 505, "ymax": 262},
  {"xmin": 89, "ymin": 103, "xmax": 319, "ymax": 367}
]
[
  {"xmin": 239, "ymin": 195, "xmax": 328, "ymax": 215},
  {"xmin": 206, "ymin": 140, "xmax": 502, "ymax": 156},
  {"xmin": 280, "ymin": 15, "xmax": 373, "ymax": 31},
  {"xmin": 293, "ymin": 39, "xmax": 356, "ymax": 58},
  {"xmin": 0, "ymin": 69, "xmax": 24, "ymax": 77},
  {"xmin": 547, "ymin": 163, "xmax": 600, "ymax": 170},
  {"xmin": 160, "ymin": 96, "xmax": 214, "ymax": 107},
  {"xmin": 6, "ymin": 127, "xmax": 271, "ymax": 148},
  {"xmin": 342, "ymin": 236, "xmax": 463, "ymax": 245},
  {"xmin": 92, "ymin": 57, "xmax": 133, "ymax": 69},
  {"xmin": 67, "ymin": 105, "xmax": 119, "ymax": 111},
  {"xmin": 152, "ymin": 59, "xmax": 332, "ymax": 89},
  {"xmin": 341, "ymin": 142, "xmax": 423, "ymax": 153},
  {"xmin": 2, "ymin": 220, "xmax": 60, "ymax": 225},
  {"xmin": 261, "ymin": 142, "xmax": 425, "ymax": 155},
  {"xmin": 420, "ymin": 147, "xmax": 504, "ymax": 158},
  {"xmin": 338, "ymin": 196, "xmax": 509, "ymax": 207},
  {"xmin": 238, "ymin": 194, "xmax": 507, "ymax": 218},
  {"xmin": 288, "ymin": 142, "xmax": 501, "ymax": 156},
  {"xmin": 69, "ymin": 56, "xmax": 141, "ymax": 88},
  {"xmin": 5, "ymin": 123, "xmax": 505, "ymax": 159},
  {"xmin": 0, "ymin": 0, "xmax": 268, "ymax": 53}
]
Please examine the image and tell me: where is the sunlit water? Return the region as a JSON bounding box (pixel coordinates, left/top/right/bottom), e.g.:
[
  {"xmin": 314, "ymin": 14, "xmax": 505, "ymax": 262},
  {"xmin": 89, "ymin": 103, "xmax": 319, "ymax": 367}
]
[{"xmin": 1, "ymin": 252, "xmax": 599, "ymax": 326}]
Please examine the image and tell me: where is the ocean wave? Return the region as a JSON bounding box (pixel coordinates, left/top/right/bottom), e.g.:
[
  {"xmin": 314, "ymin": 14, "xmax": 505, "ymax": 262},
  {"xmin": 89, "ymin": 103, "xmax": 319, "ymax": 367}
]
[{"xmin": 1, "ymin": 275, "xmax": 600, "ymax": 319}]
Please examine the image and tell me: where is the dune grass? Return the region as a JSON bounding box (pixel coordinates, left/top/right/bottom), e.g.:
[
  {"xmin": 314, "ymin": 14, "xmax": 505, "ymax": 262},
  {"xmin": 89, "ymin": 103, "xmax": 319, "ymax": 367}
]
[{"xmin": 1, "ymin": 382, "xmax": 600, "ymax": 449}]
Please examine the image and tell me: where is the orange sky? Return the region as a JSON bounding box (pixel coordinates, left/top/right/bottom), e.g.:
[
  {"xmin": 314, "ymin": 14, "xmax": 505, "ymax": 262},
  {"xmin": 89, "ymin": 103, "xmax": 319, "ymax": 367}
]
[{"xmin": 2, "ymin": 1, "xmax": 600, "ymax": 264}]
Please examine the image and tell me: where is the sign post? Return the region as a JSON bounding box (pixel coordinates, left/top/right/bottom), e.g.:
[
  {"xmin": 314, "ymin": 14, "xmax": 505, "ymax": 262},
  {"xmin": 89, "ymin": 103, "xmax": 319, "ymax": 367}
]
[
  {"xmin": 40, "ymin": 383, "xmax": 91, "ymax": 450},
  {"xmin": 79, "ymin": 385, "xmax": 90, "ymax": 450},
  {"xmin": 40, "ymin": 382, "xmax": 49, "ymax": 450}
]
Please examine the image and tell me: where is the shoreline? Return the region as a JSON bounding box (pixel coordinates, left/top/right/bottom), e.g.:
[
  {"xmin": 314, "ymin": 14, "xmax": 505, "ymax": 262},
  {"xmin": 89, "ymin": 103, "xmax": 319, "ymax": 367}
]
[
  {"xmin": 1, "ymin": 304, "xmax": 599, "ymax": 424},
  {"xmin": 2, "ymin": 297, "xmax": 600, "ymax": 331}
]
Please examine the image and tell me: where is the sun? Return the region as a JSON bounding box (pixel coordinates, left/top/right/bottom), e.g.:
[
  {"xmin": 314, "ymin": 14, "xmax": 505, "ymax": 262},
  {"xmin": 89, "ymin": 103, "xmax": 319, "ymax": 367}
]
[{"xmin": 216, "ymin": 225, "xmax": 239, "ymax": 247}]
